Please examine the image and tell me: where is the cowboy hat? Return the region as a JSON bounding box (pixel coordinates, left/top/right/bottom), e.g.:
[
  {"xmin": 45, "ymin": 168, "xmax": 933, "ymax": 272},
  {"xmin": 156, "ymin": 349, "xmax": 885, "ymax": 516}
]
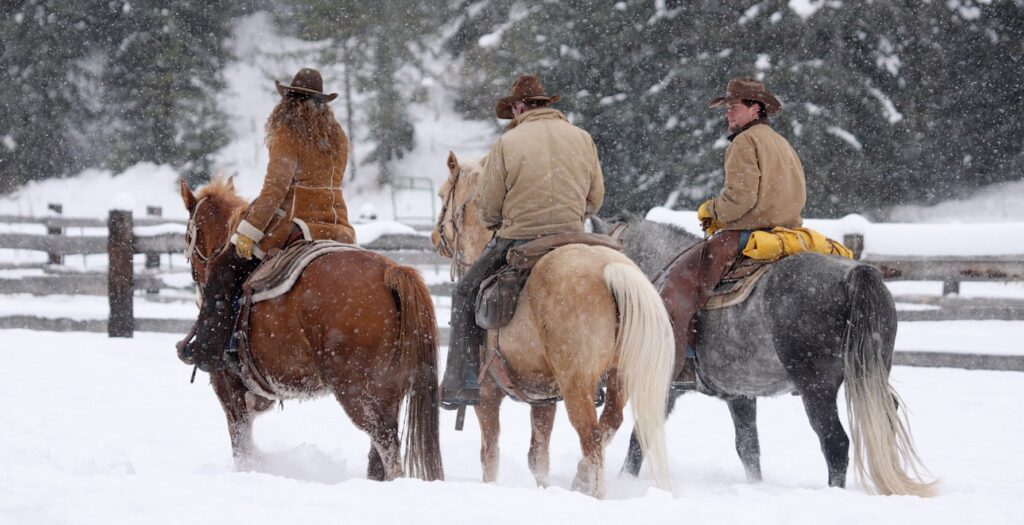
[
  {"xmin": 275, "ymin": 68, "xmax": 339, "ymax": 102},
  {"xmin": 495, "ymin": 74, "xmax": 560, "ymax": 119},
  {"xmin": 708, "ymin": 77, "xmax": 782, "ymax": 115}
]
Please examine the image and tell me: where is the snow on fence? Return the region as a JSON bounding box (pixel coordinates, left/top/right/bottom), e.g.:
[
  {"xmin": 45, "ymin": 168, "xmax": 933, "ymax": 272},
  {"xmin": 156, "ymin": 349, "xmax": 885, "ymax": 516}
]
[{"xmin": 1, "ymin": 208, "xmax": 1023, "ymax": 371}]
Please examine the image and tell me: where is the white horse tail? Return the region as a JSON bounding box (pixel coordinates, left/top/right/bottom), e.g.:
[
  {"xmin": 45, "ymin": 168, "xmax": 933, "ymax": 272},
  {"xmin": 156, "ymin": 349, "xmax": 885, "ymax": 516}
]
[
  {"xmin": 603, "ymin": 262, "xmax": 674, "ymax": 491},
  {"xmin": 843, "ymin": 265, "xmax": 935, "ymax": 496}
]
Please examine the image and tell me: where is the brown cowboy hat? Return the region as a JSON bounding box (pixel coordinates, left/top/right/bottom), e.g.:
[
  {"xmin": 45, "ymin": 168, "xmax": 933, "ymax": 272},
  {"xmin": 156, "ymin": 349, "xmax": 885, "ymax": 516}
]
[
  {"xmin": 275, "ymin": 68, "xmax": 338, "ymax": 102},
  {"xmin": 495, "ymin": 74, "xmax": 560, "ymax": 119},
  {"xmin": 708, "ymin": 77, "xmax": 782, "ymax": 115}
]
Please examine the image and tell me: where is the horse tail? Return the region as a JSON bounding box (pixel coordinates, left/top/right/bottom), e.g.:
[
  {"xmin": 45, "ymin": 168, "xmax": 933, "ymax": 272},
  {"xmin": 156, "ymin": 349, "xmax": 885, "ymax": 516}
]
[
  {"xmin": 384, "ymin": 263, "xmax": 444, "ymax": 482},
  {"xmin": 603, "ymin": 262, "xmax": 674, "ymax": 491},
  {"xmin": 842, "ymin": 264, "xmax": 934, "ymax": 496}
]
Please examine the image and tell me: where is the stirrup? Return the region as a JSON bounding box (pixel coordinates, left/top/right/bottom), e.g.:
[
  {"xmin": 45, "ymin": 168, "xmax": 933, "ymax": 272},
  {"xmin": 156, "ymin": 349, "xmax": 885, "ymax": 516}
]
[{"xmin": 440, "ymin": 387, "xmax": 480, "ymax": 410}]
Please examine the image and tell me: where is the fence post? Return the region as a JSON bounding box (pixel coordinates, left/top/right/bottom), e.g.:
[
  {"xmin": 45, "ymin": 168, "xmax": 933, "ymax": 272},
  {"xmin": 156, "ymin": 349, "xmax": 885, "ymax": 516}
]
[
  {"xmin": 47, "ymin": 203, "xmax": 63, "ymax": 265},
  {"xmin": 942, "ymin": 279, "xmax": 960, "ymax": 296},
  {"xmin": 108, "ymin": 209, "xmax": 134, "ymax": 338},
  {"xmin": 144, "ymin": 206, "xmax": 162, "ymax": 294},
  {"xmin": 843, "ymin": 233, "xmax": 864, "ymax": 260}
]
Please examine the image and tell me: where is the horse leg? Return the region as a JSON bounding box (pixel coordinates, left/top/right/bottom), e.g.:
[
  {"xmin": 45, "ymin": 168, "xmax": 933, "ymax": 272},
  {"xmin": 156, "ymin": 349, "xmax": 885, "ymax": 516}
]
[
  {"xmin": 597, "ymin": 371, "xmax": 626, "ymax": 446},
  {"xmin": 210, "ymin": 370, "xmax": 274, "ymax": 470},
  {"xmin": 621, "ymin": 388, "xmax": 683, "ymax": 477},
  {"xmin": 338, "ymin": 392, "xmax": 404, "ymax": 481},
  {"xmin": 563, "ymin": 379, "xmax": 606, "ymax": 498},
  {"xmin": 800, "ymin": 386, "xmax": 849, "ymax": 488},
  {"xmin": 528, "ymin": 403, "xmax": 557, "ymax": 487},
  {"xmin": 474, "ymin": 375, "xmax": 504, "ymax": 483},
  {"xmin": 726, "ymin": 396, "xmax": 762, "ymax": 483}
]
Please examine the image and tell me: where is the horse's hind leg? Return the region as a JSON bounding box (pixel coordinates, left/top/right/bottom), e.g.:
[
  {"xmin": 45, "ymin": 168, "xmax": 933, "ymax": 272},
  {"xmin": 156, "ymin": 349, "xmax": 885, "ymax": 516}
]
[
  {"xmin": 338, "ymin": 392, "xmax": 404, "ymax": 481},
  {"xmin": 210, "ymin": 371, "xmax": 274, "ymax": 470},
  {"xmin": 800, "ymin": 386, "xmax": 849, "ymax": 488},
  {"xmin": 726, "ymin": 396, "xmax": 762, "ymax": 482},
  {"xmin": 474, "ymin": 375, "xmax": 505, "ymax": 483},
  {"xmin": 621, "ymin": 388, "xmax": 683, "ymax": 477},
  {"xmin": 563, "ymin": 378, "xmax": 606, "ymax": 498},
  {"xmin": 528, "ymin": 403, "xmax": 556, "ymax": 487},
  {"xmin": 596, "ymin": 372, "xmax": 626, "ymax": 447}
]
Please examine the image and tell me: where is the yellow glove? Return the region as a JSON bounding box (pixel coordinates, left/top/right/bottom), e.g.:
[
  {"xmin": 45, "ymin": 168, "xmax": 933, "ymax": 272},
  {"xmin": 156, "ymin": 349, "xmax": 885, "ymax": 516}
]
[
  {"xmin": 234, "ymin": 233, "xmax": 255, "ymax": 260},
  {"xmin": 697, "ymin": 199, "xmax": 714, "ymax": 222},
  {"xmin": 697, "ymin": 199, "xmax": 724, "ymax": 235}
]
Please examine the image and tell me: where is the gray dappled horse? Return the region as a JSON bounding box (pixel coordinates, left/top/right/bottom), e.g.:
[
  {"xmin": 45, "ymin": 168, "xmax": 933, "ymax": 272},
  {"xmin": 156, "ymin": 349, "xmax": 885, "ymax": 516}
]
[{"xmin": 593, "ymin": 214, "xmax": 934, "ymax": 496}]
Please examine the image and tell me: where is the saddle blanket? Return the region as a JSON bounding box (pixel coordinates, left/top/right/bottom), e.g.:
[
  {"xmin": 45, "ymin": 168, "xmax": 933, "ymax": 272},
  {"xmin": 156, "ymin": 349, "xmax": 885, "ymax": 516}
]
[
  {"xmin": 244, "ymin": 240, "xmax": 366, "ymax": 303},
  {"xmin": 705, "ymin": 259, "xmax": 772, "ymax": 310}
]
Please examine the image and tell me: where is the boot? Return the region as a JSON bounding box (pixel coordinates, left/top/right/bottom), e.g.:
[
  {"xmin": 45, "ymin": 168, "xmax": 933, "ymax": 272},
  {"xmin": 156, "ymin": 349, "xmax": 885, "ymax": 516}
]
[
  {"xmin": 440, "ymin": 287, "xmax": 483, "ymax": 410},
  {"xmin": 179, "ymin": 248, "xmax": 259, "ymax": 372},
  {"xmin": 440, "ymin": 322, "xmax": 482, "ymax": 410},
  {"xmin": 439, "ymin": 237, "xmax": 517, "ymax": 410},
  {"xmin": 659, "ymin": 231, "xmax": 743, "ymax": 387}
]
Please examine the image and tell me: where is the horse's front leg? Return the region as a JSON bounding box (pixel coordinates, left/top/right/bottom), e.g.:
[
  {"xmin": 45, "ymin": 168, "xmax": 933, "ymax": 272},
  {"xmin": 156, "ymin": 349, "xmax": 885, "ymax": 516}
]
[
  {"xmin": 474, "ymin": 375, "xmax": 504, "ymax": 483},
  {"xmin": 210, "ymin": 370, "xmax": 274, "ymax": 470},
  {"xmin": 528, "ymin": 403, "xmax": 557, "ymax": 487}
]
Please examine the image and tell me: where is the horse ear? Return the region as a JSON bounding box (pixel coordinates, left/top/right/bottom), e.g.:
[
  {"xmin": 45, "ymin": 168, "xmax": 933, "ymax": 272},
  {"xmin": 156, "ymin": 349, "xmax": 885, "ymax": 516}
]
[
  {"xmin": 447, "ymin": 151, "xmax": 458, "ymax": 173},
  {"xmin": 226, "ymin": 175, "xmax": 235, "ymax": 192},
  {"xmin": 179, "ymin": 178, "xmax": 197, "ymax": 212}
]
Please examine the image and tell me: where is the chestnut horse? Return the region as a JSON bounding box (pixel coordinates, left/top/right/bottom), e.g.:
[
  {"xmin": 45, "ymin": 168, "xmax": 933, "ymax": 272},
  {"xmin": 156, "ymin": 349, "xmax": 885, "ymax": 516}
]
[
  {"xmin": 434, "ymin": 153, "xmax": 675, "ymax": 498},
  {"xmin": 179, "ymin": 177, "xmax": 443, "ymax": 482}
]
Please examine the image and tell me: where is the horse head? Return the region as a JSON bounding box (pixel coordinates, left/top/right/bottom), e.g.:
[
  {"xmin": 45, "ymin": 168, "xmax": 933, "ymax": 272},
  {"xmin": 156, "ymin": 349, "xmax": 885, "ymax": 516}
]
[
  {"xmin": 432, "ymin": 151, "xmax": 492, "ymax": 278},
  {"xmin": 179, "ymin": 176, "xmax": 247, "ymax": 286}
]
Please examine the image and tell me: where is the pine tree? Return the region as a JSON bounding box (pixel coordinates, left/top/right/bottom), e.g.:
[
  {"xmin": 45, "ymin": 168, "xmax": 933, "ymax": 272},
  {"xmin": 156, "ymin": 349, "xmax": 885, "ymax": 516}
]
[
  {"xmin": 284, "ymin": 0, "xmax": 451, "ymax": 185},
  {"xmin": 0, "ymin": 0, "xmax": 112, "ymax": 192},
  {"xmin": 447, "ymin": 0, "xmax": 1024, "ymax": 216},
  {"xmin": 100, "ymin": 0, "xmax": 231, "ymax": 186}
]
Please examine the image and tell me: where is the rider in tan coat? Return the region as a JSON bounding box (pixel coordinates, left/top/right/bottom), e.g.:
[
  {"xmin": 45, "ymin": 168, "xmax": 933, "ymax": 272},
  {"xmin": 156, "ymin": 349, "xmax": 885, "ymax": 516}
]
[
  {"xmin": 441, "ymin": 74, "xmax": 605, "ymax": 409},
  {"xmin": 662, "ymin": 77, "xmax": 806, "ymax": 387},
  {"xmin": 182, "ymin": 68, "xmax": 355, "ymax": 373}
]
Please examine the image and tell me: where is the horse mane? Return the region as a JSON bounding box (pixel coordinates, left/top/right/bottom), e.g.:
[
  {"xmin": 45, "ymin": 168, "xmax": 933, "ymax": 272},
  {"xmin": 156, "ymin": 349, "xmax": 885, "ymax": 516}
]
[
  {"xmin": 195, "ymin": 176, "xmax": 248, "ymax": 247},
  {"xmin": 439, "ymin": 156, "xmax": 484, "ymax": 199},
  {"xmin": 195, "ymin": 176, "xmax": 247, "ymax": 210},
  {"xmin": 596, "ymin": 209, "xmax": 699, "ymax": 242}
]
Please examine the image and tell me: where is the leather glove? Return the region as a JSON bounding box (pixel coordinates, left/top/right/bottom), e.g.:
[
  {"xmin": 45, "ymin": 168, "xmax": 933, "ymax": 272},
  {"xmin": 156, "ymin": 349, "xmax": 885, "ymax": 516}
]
[{"xmin": 234, "ymin": 233, "xmax": 255, "ymax": 260}]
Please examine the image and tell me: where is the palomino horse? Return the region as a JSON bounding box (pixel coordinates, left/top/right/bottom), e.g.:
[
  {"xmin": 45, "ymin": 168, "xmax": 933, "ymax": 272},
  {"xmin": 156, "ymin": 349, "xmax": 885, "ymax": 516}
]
[
  {"xmin": 593, "ymin": 213, "xmax": 934, "ymax": 496},
  {"xmin": 433, "ymin": 153, "xmax": 675, "ymax": 498},
  {"xmin": 178, "ymin": 177, "xmax": 443, "ymax": 482}
]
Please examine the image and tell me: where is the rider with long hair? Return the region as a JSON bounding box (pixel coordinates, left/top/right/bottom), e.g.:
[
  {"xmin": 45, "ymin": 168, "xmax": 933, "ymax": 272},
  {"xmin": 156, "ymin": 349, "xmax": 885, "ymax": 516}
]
[{"xmin": 181, "ymin": 68, "xmax": 356, "ymax": 372}]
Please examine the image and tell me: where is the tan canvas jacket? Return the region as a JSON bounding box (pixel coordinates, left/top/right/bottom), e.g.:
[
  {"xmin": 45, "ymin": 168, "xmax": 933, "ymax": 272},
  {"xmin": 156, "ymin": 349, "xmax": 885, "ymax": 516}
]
[
  {"xmin": 710, "ymin": 123, "xmax": 806, "ymax": 231},
  {"xmin": 476, "ymin": 108, "xmax": 604, "ymax": 239},
  {"xmin": 236, "ymin": 128, "xmax": 356, "ymax": 258}
]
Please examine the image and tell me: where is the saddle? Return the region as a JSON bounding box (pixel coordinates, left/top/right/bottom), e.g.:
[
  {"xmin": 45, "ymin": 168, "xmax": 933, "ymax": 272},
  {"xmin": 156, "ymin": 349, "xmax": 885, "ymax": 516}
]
[
  {"xmin": 474, "ymin": 232, "xmax": 623, "ymax": 406},
  {"xmin": 475, "ymin": 232, "xmax": 624, "ymax": 330},
  {"xmin": 232, "ymin": 240, "xmax": 366, "ymax": 399}
]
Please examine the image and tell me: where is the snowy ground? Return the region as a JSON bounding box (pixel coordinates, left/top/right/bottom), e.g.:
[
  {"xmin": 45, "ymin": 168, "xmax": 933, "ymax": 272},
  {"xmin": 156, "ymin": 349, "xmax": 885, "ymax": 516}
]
[
  {"xmin": 2, "ymin": 10, "xmax": 1023, "ymax": 524},
  {"xmin": 1, "ymin": 329, "xmax": 1021, "ymax": 524}
]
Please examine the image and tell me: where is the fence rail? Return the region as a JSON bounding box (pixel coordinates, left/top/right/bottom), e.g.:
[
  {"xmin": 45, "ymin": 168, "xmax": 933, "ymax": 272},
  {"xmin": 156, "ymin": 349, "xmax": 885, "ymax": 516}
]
[{"xmin": 2, "ymin": 211, "xmax": 1023, "ymax": 371}]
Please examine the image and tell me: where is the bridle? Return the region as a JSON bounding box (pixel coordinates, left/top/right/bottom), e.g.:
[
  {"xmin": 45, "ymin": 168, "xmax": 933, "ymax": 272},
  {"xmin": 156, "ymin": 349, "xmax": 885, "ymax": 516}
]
[
  {"xmin": 184, "ymin": 197, "xmax": 212, "ymax": 300},
  {"xmin": 435, "ymin": 168, "xmax": 474, "ymax": 280}
]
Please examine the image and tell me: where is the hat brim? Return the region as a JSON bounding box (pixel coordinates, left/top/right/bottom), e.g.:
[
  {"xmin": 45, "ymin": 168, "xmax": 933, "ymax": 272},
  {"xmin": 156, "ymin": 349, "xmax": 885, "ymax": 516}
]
[
  {"xmin": 276, "ymin": 81, "xmax": 338, "ymax": 103},
  {"xmin": 709, "ymin": 93, "xmax": 782, "ymax": 115},
  {"xmin": 495, "ymin": 94, "xmax": 560, "ymax": 119}
]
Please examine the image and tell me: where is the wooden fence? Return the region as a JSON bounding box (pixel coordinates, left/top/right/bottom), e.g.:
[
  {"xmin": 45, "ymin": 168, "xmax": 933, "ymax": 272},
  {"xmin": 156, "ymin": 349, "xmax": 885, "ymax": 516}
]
[{"xmin": 1, "ymin": 212, "xmax": 1022, "ymax": 370}]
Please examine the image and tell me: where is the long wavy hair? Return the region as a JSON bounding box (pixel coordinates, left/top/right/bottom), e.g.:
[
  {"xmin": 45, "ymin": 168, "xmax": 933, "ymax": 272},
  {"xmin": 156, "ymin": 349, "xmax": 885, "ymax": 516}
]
[{"xmin": 265, "ymin": 95, "xmax": 347, "ymax": 160}]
